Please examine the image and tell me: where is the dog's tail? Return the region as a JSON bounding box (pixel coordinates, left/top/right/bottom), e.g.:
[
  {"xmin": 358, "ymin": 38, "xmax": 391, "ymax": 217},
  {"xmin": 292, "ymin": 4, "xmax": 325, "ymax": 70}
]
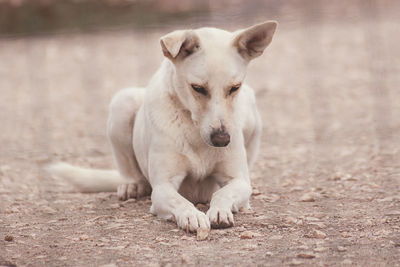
[{"xmin": 46, "ymin": 162, "xmax": 127, "ymax": 193}]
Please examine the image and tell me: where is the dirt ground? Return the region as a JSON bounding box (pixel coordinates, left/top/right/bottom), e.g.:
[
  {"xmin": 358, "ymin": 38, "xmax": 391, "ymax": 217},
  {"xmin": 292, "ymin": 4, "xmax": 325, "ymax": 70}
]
[{"xmin": 1, "ymin": 1, "xmax": 400, "ymax": 266}]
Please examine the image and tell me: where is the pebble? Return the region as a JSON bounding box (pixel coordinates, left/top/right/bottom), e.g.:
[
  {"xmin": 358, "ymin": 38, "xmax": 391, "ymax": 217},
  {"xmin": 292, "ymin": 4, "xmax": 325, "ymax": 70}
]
[
  {"xmin": 79, "ymin": 234, "xmax": 89, "ymax": 241},
  {"xmin": 313, "ymin": 247, "xmax": 327, "ymax": 252},
  {"xmin": 155, "ymin": 236, "xmax": 169, "ymax": 243},
  {"xmin": 181, "ymin": 254, "xmax": 190, "ymax": 264},
  {"xmin": 337, "ymin": 246, "xmax": 347, "ymax": 252},
  {"xmin": 99, "ymin": 264, "xmax": 117, "ymax": 267},
  {"xmin": 286, "ymin": 216, "xmax": 298, "ymax": 224},
  {"xmin": 180, "ymin": 235, "xmax": 194, "ymax": 241},
  {"xmin": 342, "ymin": 259, "xmax": 353, "ymax": 265},
  {"xmin": 265, "ymin": 194, "xmax": 280, "ymax": 202},
  {"xmin": 123, "ymin": 199, "xmax": 136, "ymax": 204},
  {"xmin": 240, "ymin": 231, "xmax": 255, "ymax": 239},
  {"xmin": 43, "ymin": 207, "xmax": 57, "ymax": 215},
  {"xmin": 289, "ymin": 259, "xmax": 303, "ymax": 265},
  {"xmin": 312, "ymin": 230, "xmax": 327, "ymax": 239},
  {"xmin": 241, "ymin": 209, "xmax": 255, "ymax": 215},
  {"xmin": 252, "ymin": 189, "xmax": 262, "ymax": 196},
  {"xmin": 297, "ymin": 253, "xmax": 316, "ymax": 259},
  {"xmin": 270, "ymin": 235, "xmax": 283, "ymax": 240},
  {"xmin": 5, "ymin": 234, "xmax": 14, "ymax": 242},
  {"xmin": 109, "ymin": 203, "xmax": 123, "ymax": 209},
  {"xmin": 196, "ymin": 228, "xmax": 210, "ymax": 241},
  {"xmin": 300, "ymin": 193, "xmax": 316, "ymax": 202},
  {"xmin": 309, "ymin": 222, "xmax": 326, "ymax": 229}
]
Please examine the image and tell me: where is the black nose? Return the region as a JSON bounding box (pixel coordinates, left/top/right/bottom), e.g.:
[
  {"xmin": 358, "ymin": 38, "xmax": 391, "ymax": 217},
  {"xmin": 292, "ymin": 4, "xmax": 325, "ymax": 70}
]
[{"xmin": 210, "ymin": 130, "xmax": 230, "ymax": 147}]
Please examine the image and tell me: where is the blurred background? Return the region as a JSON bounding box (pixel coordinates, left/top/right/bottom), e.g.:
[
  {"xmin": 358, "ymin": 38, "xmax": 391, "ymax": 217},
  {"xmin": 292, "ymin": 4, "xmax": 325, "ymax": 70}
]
[
  {"xmin": 1, "ymin": 0, "xmax": 400, "ymax": 186},
  {"xmin": 1, "ymin": 0, "xmax": 399, "ymax": 189}
]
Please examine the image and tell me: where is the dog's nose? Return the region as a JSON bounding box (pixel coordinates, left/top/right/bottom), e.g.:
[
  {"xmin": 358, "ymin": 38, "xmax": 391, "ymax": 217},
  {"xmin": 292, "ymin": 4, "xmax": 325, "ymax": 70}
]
[{"xmin": 210, "ymin": 130, "xmax": 230, "ymax": 147}]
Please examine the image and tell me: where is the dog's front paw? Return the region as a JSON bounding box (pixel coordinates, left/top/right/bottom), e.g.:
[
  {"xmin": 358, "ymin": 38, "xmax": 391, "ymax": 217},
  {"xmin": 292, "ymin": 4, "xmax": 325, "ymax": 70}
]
[
  {"xmin": 117, "ymin": 182, "xmax": 152, "ymax": 201},
  {"xmin": 175, "ymin": 208, "xmax": 210, "ymax": 232},
  {"xmin": 207, "ymin": 206, "xmax": 234, "ymax": 229}
]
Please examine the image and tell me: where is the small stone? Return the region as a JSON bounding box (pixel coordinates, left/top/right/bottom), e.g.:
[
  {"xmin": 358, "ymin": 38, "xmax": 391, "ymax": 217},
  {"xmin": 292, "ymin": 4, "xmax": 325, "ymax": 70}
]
[
  {"xmin": 180, "ymin": 235, "xmax": 194, "ymax": 241},
  {"xmin": 265, "ymin": 194, "xmax": 280, "ymax": 202},
  {"xmin": 241, "ymin": 231, "xmax": 255, "ymax": 239},
  {"xmin": 241, "ymin": 208, "xmax": 255, "ymax": 214},
  {"xmin": 342, "ymin": 259, "xmax": 353, "ymax": 265},
  {"xmin": 297, "ymin": 253, "xmax": 316, "ymax": 259},
  {"xmin": 312, "ymin": 230, "xmax": 327, "ymax": 239},
  {"xmin": 270, "ymin": 235, "xmax": 283, "ymax": 240},
  {"xmin": 286, "ymin": 216, "xmax": 298, "ymax": 224},
  {"xmin": 5, "ymin": 234, "xmax": 14, "ymax": 242},
  {"xmin": 289, "ymin": 259, "xmax": 303, "ymax": 265},
  {"xmin": 337, "ymin": 246, "xmax": 347, "ymax": 252},
  {"xmin": 385, "ymin": 211, "xmax": 400, "ymax": 216},
  {"xmin": 341, "ymin": 232, "xmax": 352, "ymax": 238},
  {"xmin": 309, "ymin": 222, "xmax": 326, "ymax": 229},
  {"xmin": 252, "ymin": 189, "xmax": 262, "ymax": 196},
  {"xmin": 99, "ymin": 263, "xmax": 118, "ymax": 267},
  {"xmin": 79, "ymin": 234, "xmax": 89, "ymax": 241},
  {"xmin": 196, "ymin": 228, "xmax": 210, "ymax": 241},
  {"xmin": 298, "ymin": 245, "xmax": 309, "ymax": 250},
  {"xmin": 300, "ymin": 193, "xmax": 316, "ymax": 202},
  {"xmin": 107, "ymin": 246, "xmax": 125, "ymax": 250},
  {"xmin": 181, "ymin": 254, "xmax": 190, "ymax": 264},
  {"xmin": 155, "ymin": 236, "xmax": 169, "ymax": 243},
  {"xmin": 313, "ymin": 247, "xmax": 327, "ymax": 252},
  {"xmin": 43, "ymin": 207, "xmax": 57, "ymax": 214},
  {"xmin": 109, "ymin": 203, "xmax": 122, "ymax": 209},
  {"xmin": 254, "ymin": 194, "xmax": 268, "ymax": 200},
  {"xmin": 123, "ymin": 199, "xmax": 136, "ymax": 204},
  {"xmin": 266, "ymin": 251, "xmax": 273, "ymax": 256}
]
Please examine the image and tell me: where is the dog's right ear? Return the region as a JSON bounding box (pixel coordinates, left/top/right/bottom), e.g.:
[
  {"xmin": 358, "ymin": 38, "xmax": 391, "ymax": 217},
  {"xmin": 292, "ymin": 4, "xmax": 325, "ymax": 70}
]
[{"xmin": 160, "ymin": 30, "xmax": 200, "ymax": 61}]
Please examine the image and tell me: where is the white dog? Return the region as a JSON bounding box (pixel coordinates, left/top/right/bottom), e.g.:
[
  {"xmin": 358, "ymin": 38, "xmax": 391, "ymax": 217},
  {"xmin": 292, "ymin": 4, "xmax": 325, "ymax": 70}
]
[{"xmin": 48, "ymin": 21, "xmax": 277, "ymax": 232}]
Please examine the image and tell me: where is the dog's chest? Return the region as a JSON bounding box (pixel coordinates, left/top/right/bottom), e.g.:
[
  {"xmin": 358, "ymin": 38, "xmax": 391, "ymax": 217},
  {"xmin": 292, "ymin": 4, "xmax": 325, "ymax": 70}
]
[{"xmin": 185, "ymin": 146, "xmax": 225, "ymax": 180}]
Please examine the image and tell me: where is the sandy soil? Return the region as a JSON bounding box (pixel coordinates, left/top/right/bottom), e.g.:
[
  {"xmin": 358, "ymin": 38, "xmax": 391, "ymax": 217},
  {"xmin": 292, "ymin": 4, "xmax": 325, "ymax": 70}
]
[{"xmin": 1, "ymin": 2, "xmax": 400, "ymax": 266}]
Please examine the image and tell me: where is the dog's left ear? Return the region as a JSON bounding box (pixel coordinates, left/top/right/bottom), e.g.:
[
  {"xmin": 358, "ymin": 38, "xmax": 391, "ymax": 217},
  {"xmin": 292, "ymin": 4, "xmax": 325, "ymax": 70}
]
[
  {"xmin": 233, "ymin": 21, "xmax": 277, "ymax": 61},
  {"xmin": 160, "ymin": 30, "xmax": 200, "ymax": 61}
]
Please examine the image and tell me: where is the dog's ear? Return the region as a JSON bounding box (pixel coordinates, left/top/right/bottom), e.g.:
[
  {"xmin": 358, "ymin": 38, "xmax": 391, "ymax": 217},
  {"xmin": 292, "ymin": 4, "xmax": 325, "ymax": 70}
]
[
  {"xmin": 160, "ymin": 30, "xmax": 200, "ymax": 61},
  {"xmin": 233, "ymin": 21, "xmax": 277, "ymax": 61}
]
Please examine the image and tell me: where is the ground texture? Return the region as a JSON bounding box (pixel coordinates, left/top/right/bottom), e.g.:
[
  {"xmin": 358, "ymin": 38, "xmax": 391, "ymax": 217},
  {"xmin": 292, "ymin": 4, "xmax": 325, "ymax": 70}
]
[{"xmin": 1, "ymin": 1, "xmax": 400, "ymax": 266}]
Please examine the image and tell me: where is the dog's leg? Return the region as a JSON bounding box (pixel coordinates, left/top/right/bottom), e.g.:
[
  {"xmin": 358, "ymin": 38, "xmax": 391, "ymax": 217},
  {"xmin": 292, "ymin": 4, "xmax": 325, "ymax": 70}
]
[
  {"xmin": 245, "ymin": 107, "xmax": 262, "ymax": 169},
  {"xmin": 107, "ymin": 88, "xmax": 151, "ymax": 200},
  {"xmin": 207, "ymin": 150, "xmax": 252, "ymax": 228},
  {"xmin": 148, "ymin": 157, "xmax": 210, "ymax": 231},
  {"xmin": 207, "ymin": 178, "xmax": 252, "ymax": 228}
]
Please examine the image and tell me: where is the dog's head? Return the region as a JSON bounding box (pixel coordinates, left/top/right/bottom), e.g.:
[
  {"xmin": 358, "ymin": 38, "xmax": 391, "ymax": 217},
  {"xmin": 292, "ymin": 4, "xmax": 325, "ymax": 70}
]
[{"xmin": 160, "ymin": 21, "xmax": 277, "ymax": 147}]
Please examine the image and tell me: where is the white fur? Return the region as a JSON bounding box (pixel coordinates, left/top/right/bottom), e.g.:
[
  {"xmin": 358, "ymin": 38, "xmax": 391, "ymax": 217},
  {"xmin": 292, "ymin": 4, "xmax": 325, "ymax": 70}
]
[
  {"xmin": 46, "ymin": 162, "xmax": 126, "ymax": 193},
  {"xmin": 47, "ymin": 21, "xmax": 277, "ymax": 232}
]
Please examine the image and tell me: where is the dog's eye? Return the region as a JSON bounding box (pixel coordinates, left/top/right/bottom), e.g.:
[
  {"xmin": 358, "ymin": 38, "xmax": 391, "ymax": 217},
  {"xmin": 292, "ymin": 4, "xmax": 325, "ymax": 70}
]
[
  {"xmin": 229, "ymin": 85, "xmax": 241, "ymax": 95},
  {"xmin": 191, "ymin": 84, "xmax": 207, "ymax": 96}
]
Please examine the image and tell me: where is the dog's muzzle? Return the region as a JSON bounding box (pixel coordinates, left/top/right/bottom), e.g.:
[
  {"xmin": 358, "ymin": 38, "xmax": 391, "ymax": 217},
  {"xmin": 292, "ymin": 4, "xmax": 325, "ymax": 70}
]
[{"xmin": 210, "ymin": 130, "xmax": 230, "ymax": 147}]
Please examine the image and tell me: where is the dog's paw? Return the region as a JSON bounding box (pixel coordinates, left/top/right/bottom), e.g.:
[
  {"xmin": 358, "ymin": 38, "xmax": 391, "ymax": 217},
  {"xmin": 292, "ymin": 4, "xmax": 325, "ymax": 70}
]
[
  {"xmin": 175, "ymin": 208, "xmax": 210, "ymax": 232},
  {"xmin": 117, "ymin": 182, "xmax": 152, "ymax": 201},
  {"xmin": 207, "ymin": 206, "xmax": 234, "ymax": 229}
]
